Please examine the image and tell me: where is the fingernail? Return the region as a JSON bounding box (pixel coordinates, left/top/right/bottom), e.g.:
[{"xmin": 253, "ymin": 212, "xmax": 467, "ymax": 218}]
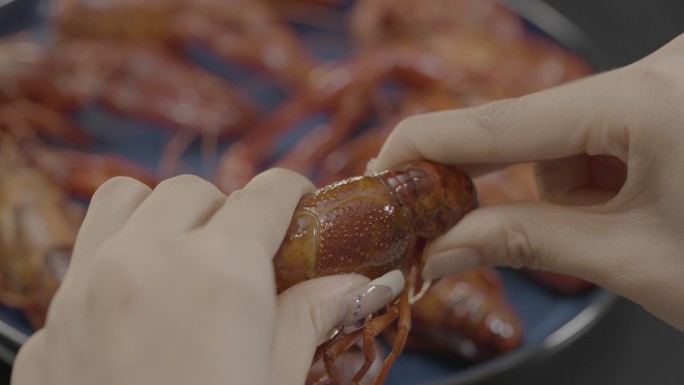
[
  {"xmin": 342, "ymin": 270, "xmax": 404, "ymax": 325},
  {"xmin": 422, "ymin": 247, "xmax": 481, "ymax": 280},
  {"xmin": 364, "ymin": 157, "xmax": 378, "ymax": 175}
]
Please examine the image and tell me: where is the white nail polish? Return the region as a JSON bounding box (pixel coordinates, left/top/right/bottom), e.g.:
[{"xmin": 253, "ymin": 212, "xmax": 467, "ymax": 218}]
[
  {"xmin": 341, "ymin": 270, "xmax": 405, "ymax": 325},
  {"xmin": 368, "ymin": 270, "xmax": 404, "ymax": 298}
]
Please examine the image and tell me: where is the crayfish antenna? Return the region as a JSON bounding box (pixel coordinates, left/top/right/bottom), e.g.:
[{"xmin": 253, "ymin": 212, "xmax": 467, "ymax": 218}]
[
  {"xmin": 407, "ymin": 262, "xmax": 432, "ymax": 304},
  {"xmin": 409, "ymin": 278, "xmax": 432, "ymax": 305},
  {"xmin": 158, "ymin": 131, "xmax": 197, "ymax": 179}
]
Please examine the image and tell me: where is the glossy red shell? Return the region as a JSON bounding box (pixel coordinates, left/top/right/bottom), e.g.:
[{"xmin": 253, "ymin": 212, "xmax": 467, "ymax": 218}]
[{"xmin": 274, "ymin": 161, "xmax": 477, "ymax": 293}]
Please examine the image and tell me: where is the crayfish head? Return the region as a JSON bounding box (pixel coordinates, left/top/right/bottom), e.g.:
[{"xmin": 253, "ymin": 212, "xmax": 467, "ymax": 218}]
[{"xmin": 382, "ymin": 161, "xmax": 478, "ymax": 238}]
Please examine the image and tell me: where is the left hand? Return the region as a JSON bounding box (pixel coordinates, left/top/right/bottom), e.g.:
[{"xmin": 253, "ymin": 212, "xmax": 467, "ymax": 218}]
[{"xmin": 11, "ymin": 170, "xmax": 400, "ymax": 385}]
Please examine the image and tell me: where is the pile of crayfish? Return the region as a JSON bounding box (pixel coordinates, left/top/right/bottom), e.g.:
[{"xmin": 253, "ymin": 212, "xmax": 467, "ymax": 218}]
[{"xmin": 1, "ymin": 0, "xmax": 596, "ymax": 384}]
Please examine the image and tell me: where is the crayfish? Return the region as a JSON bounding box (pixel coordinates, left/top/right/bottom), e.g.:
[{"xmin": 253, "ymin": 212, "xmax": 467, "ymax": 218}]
[
  {"xmin": 0, "ymin": 104, "xmax": 157, "ymax": 327},
  {"xmin": 0, "ymin": 135, "xmax": 81, "ymax": 329},
  {"xmin": 274, "ymin": 160, "xmax": 478, "ymax": 385},
  {"xmin": 51, "ymin": 0, "xmax": 318, "ymax": 88}
]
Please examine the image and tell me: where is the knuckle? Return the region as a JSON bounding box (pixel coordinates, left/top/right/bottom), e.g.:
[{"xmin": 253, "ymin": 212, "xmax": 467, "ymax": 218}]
[
  {"xmin": 250, "ymin": 167, "xmax": 314, "ymax": 194},
  {"xmin": 91, "ymin": 176, "xmax": 149, "ymax": 201},
  {"xmin": 155, "ymin": 174, "xmax": 225, "ymax": 201},
  {"xmin": 231, "ymin": 173, "xmax": 278, "ymax": 200},
  {"xmin": 497, "ymin": 218, "xmax": 542, "ymax": 270},
  {"xmin": 257, "ymin": 167, "xmax": 301, "ymax": 180},
  {"xmin": 465, "ymin": 99, "xmax": 518, "ymax": 162},
  {"xmin": 305, "ymin": 300, "xmax": 328, "ymax": 339},
  {"xmin": 466, "ymin": 99, "xmax": 516, "ymax": 136},
  {"xmin": 229, "ymin": 182, "xmax": 282, "ymax": 215},
  {"xmin": 228, "ymin": 169, "xmax": 309, "ymax": 222},
  {"xmin": 156, "ymin": 174, "xmax": 213, "ymax": 190},
  {"xmin": 299, "ymin": 297, "xmax": 323, "ymax": 332}
]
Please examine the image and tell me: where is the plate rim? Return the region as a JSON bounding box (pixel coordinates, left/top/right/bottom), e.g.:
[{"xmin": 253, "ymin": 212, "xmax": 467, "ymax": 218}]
[{"xmin": 419, "ymin": 290, "xmax": 617, "ymax": 385}]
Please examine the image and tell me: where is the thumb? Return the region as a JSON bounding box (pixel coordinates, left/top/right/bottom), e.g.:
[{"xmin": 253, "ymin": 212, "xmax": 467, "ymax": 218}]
[
  {"xmin": 272, "ymin": 270, "xmax": 404, "ymax": 385},
  {"xmin": 422, "ymin": 201, "xmax": 619, "ymax": 286}
]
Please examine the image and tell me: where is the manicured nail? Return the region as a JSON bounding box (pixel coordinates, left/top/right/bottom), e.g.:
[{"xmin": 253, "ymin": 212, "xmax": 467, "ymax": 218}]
[
  {"xmin": 422, "ymin": 247, "xmax": 481, "ymax": 280},
  {"xmin": 342, "ymin": 270, "xmax": 404, "ymax": 325}
]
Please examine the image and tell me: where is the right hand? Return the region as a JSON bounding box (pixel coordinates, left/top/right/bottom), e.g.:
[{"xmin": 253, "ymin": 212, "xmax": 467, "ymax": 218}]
[{"xmin": 371, "ymin": 33, "xmax": 684, "ymax": 331}]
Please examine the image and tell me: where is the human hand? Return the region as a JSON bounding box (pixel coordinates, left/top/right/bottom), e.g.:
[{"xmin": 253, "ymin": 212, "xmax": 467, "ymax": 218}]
[
  {"xmin": 371, "ymin": 33, "xmax": 684, "ymax": 331},
  {"xmin": 11, "ymin": 171, "xmax": 404, "ymax": 385}
]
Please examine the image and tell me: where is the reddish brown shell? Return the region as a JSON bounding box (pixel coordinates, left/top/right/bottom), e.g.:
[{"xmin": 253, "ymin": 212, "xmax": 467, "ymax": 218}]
[
  {"xmin": 401, "ymin": 268, "xmax": 524, "ymax": 361},
  {"xmin": 0, "ymin": 160, "xmax": 81, "ymax": 329},
  {"xmin": 273, "ymin": 161, "xmax": 477, "ymax": 293},
  {"xmin": 306, "ymin": 340, "xmax": 385, "ymax": 385}
]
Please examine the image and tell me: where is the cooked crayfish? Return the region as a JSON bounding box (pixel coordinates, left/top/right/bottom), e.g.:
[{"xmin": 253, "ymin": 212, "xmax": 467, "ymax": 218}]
[
  {"xmin": 19, "ymin": 141, "xmax": 158, "ymax": 199},
  {"xmin": 0, "ymin": 133, "xmax": 82, "ymax": 329},
  {"xmin": 306, "ymin": 342, "xmax": 385, "ymax": 385},
  {"xmin": 0, "ymin": 110, "xmax": 156, "ymax": 327},
  {"xmin": 1, "ymin": 39, "xmax": 258, "ymax": 138},
  {"xmin": 214, "ymin": 0, "xmax": 592, "ymax": 194},
  {"xmin": 274, "ymin": 161, "xmax": 478, "ymax": 385},
  {"xmin": 214, "ymin": 45, "xmax": 471, "ymax": 193},
  {"xmin": 1, "ymin": 37, "xmax": 260, "ymax": 176},
  {"xmin": 51, "ymin": 0, "xmax": 318, "ymax": 87},
  {"xmin": 349, "ymin": 0, "xmax": 592, "ymax": 97},
  {"xmin": 1, "ymin": 95, "xmax": 158, "ymax": 198},
  {"xmin": 402, "ymin": 268, "xmax": 523, "ymax": 361},
  {"xmin": 317, "ymin": 89, "xmax": 466, "ymax": 185}
]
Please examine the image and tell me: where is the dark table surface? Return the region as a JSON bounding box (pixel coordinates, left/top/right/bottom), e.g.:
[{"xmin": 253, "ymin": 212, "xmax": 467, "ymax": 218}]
[{"xmin": 1, "ymin": 0, "xmax": 684, "ymax": 384}]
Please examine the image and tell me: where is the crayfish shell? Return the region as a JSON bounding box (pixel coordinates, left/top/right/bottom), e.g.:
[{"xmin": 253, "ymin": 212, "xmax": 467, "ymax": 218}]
[
  {"xmin": 273, "ymin": 161, "xmax": 477, "ymax": 293},
  {"xmin": 400, "ymin": 268, "xmax": 524, "ymax": 361}
]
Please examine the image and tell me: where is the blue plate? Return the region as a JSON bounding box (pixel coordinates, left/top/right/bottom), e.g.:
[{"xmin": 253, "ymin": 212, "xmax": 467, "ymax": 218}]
[{"xmin": 0, "ymin": 0, "xmax": 617, "ymax": 383}]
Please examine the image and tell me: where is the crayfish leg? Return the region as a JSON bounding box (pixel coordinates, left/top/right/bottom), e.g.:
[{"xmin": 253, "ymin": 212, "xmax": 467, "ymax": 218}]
[
  {"xmin": 371, "ymin": 290, "xmax": 411, "ymax": 385},
  {"xmin": 353, "ymin": 315, "xmax": 385, "ymax": 384},
  {"xmin": 314, "ymin": 291, "xmax": 407, "ymax": 385},
  {"xmin": 315, "ymin": 327, "xmax": 364, "ymax": 384}
]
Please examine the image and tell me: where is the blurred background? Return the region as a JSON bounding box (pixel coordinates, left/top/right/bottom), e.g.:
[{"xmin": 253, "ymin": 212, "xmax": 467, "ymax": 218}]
[{"xmin": 0, "ymin": 0, "xmax": 683, "ymax": 384}]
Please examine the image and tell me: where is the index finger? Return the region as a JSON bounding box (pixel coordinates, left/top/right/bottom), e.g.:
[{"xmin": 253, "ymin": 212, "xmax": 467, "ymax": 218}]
[
  {"xmin": 205, "ymin": 168, "xmax": 315, "ymax": 256},
  {"xmin": 372, "ymin": 66, "xmax": 635, "ymax": 173}
]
